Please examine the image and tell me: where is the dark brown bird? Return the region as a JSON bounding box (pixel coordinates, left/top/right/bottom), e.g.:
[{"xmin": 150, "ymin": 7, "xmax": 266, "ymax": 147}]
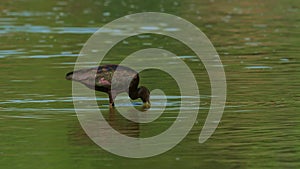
[{"xmin": 65, "ymin": 64, "xmax": 150, "ymax": 108}]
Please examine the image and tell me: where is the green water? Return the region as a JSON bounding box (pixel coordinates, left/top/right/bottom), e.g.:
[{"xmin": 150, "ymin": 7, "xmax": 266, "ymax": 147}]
[{"xmin": 1, "ymin": 0, "xmax": 299, "ymax": 168}]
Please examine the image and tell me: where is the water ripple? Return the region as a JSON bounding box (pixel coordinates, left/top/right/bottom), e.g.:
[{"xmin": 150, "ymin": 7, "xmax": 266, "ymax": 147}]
[
  {"xmin": 6, "ymin": 11, "xmax": 54, "ymax": 17},
  {"xmin": 19, "ymin": 53, "xmax": 78, "ymax": 59},
  {"xmin": 0, "ymin": 25, "xmax": 99, "ymax": 34},
  {"xmin": 245, "ymin": 66, "xmax": 273, "ymax": 70},
  {"xmin": 0, "ymin": 49, "xmax": 26, "ymax": 58}
]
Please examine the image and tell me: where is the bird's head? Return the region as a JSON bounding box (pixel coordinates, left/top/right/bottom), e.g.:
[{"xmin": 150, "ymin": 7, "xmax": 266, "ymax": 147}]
[{"xmin": 138, "ymin": 86, "xmax": 150, "ymax": 108}]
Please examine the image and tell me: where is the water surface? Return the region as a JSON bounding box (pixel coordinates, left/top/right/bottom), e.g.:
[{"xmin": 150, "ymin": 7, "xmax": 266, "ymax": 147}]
[{"xmin": 0, "ymin": 0, "xmax": 299, "ymax": 169}]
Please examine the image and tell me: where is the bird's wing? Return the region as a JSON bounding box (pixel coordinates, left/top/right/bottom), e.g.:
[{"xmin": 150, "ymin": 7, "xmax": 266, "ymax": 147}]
[
  {"xmin": 95, "ymin": 71, "xmax": 113, "ymax": 87},
  {"xmin": 94, "ymin": 65, "xmax": 138, "ymax": 90}
]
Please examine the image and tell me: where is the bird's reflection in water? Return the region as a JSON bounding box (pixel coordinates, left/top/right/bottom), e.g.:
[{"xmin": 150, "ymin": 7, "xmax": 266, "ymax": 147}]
[
  {"xmin": 105, "ymin": 107, "xmax": 145, "ymax": 138},
  {"xmin": 69, "ymin": 106, "xmax": 147, "ymax": 146}
]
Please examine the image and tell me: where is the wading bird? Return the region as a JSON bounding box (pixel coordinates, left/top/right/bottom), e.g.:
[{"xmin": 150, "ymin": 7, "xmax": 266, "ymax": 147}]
[{"xmin": 66, "ymin": 64, "xmax": 150, "ymax": 108}]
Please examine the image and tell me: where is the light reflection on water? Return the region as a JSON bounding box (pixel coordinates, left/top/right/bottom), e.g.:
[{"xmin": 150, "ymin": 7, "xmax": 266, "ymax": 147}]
[
  {"xmin": 0, "ymin": 25, "xmax": 184, "ymax": 34},
  {"xmin": 0, "ymin": 95, "xmax": 204, "ymax": 108},
  {"xmin": 0, "ymin": 25, "xmax": 99, "ymax": 34}
]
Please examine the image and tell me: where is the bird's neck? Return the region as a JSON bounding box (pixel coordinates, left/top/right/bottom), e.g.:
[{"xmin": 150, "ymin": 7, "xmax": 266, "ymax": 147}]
[{"xmin": 128, "ymin": 86, "xmax": 139, "ymax": 100}]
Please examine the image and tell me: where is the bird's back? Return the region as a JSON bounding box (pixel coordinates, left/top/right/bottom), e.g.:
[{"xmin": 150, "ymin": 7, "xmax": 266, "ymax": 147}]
[
  {"xmin": 67, "ymin": 64, "xmax": 139, "ymax": 93},
  {"xmin": 96, "ymin": 65, "xmax": 139, "ymax": 93}
]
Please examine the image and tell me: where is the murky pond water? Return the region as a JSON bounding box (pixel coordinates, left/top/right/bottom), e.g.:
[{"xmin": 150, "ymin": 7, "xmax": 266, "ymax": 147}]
[{"xmin": 1, "ymin": 0, "xmax": 299, "ymax": 168}]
